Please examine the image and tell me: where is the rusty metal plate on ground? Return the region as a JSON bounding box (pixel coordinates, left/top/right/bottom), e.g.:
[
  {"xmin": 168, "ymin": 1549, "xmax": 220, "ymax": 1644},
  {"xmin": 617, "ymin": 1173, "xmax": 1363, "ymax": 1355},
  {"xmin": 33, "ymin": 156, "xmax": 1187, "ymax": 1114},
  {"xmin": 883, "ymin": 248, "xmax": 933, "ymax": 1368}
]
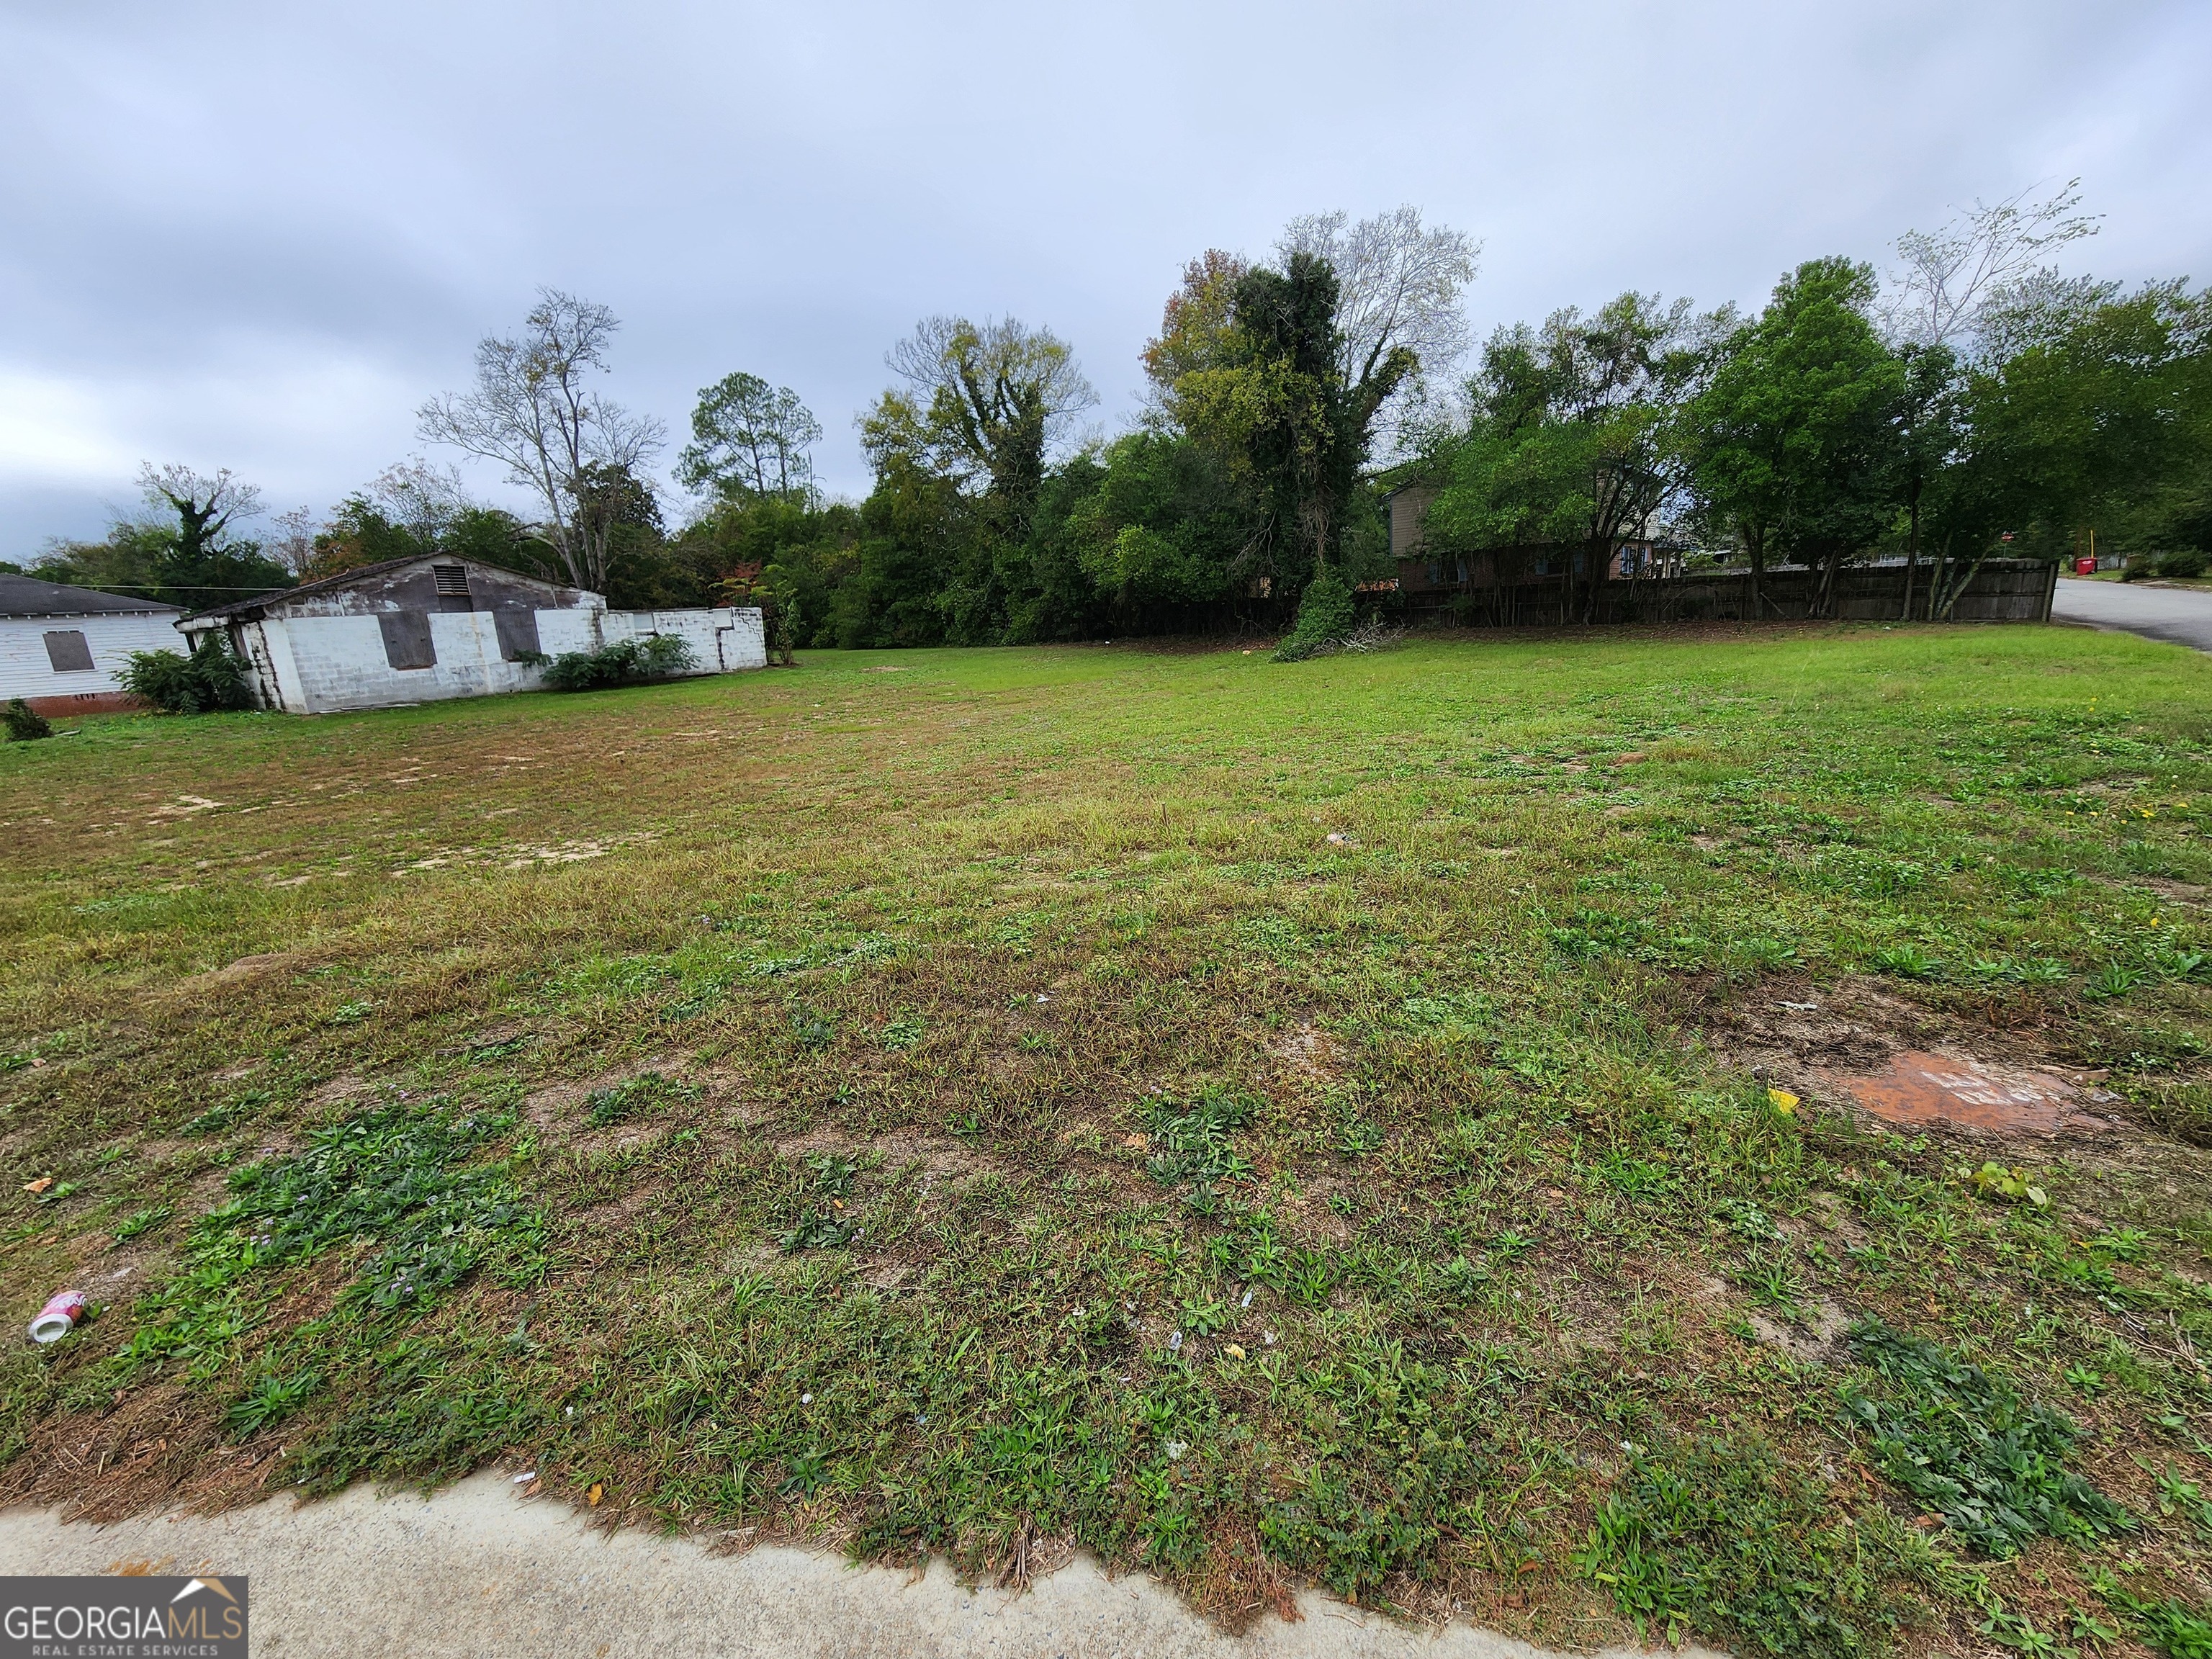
[{"xmin": 1843, "ymin": 1049, "xmax": 2114, "ymax": 1137}]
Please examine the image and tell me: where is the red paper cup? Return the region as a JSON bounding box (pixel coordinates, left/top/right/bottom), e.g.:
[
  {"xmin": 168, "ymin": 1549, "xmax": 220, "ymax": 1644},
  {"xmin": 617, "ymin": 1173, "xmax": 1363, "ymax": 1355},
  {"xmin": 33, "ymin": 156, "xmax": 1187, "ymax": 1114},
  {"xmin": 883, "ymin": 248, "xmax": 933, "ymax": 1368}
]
[{"xmin": 28, "ymin": 1289, "xmax": 89, "ymax": 1344}]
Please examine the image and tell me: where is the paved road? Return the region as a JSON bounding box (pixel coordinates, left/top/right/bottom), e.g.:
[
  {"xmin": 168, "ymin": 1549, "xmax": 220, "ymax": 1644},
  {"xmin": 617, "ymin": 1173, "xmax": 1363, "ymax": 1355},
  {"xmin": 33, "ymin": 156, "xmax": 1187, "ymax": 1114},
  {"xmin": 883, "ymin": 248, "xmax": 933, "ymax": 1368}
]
[{"xmin": 2052, "ymin": 577, "xmax": 2212, "ymax": 652}]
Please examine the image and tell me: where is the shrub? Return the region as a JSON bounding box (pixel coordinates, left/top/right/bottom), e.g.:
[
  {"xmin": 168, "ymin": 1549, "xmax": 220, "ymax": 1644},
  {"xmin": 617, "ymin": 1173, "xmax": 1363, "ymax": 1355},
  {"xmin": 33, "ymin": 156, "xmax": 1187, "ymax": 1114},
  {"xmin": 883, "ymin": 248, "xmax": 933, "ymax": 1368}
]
[
  {"xmin": 536, "ymin": 634, "xmax": 696, "ymax": 692},
  {"xmin": 4, "ymin": 698, "xmax": 52, "ymax": 741},
  {"xmin": 118, "ymin": 634, "xmax": 256, "ymax": 714},
  {"xmin": 2157, "ymin": 549, "xmax": 2208, "ymax": 579},
  {"xmin": 1272, "ymin": 567, "xmax": 1358, "ymax": 662}
]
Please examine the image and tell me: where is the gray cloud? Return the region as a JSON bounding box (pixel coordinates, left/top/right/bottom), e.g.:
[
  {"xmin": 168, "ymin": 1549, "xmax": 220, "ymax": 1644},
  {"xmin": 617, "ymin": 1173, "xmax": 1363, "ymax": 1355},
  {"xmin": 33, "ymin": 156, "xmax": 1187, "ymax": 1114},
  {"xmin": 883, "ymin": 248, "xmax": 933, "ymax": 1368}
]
[{"xmin": 4, "ymin": 0, "xmax": 2206, "ymax": 551}]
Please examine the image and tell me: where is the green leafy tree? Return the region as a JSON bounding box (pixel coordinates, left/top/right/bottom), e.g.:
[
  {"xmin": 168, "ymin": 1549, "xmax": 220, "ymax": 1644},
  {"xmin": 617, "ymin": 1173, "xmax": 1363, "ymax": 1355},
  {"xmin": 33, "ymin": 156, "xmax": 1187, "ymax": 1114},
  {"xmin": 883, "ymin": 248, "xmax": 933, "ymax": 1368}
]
[
  {"xmin": 1891, "ymin": 341, "xmax": 1964, "ymax": 619},
  {"xmin": 677, "ymin": 372, "xmax": 822, "ymax": 499},
  {"xmin": 670, "ymin": 493, "xmax": 861, "ymax": 647},
  {"xmin": 26, "ymin": 520, "xmax": 172, "ymax": 598},
  {"xmin": 574, "ymin": 462, "xmax": 673, "ymax": 608},
  {"xmin": 1920, "ymin": 278, "xmax": 2209, "ymax": 613},
  {"xmin": 298, "ymin": 457, "xmax": 537, "ymax": 585},
  {"xmin": 1684, "ymin": 259, "xmax": 1905, "ymax": 614},
  {"xmin": 1423, "ymin": 292, "xmax": 1721, "ymax": 621},
  {"xmin": 1004, "ymin": 451, "xmax": 1112, "ymax": 642},
  {"xmin": 1066, "ymin": 432, "xmax": 1241, "ymax": 626}
]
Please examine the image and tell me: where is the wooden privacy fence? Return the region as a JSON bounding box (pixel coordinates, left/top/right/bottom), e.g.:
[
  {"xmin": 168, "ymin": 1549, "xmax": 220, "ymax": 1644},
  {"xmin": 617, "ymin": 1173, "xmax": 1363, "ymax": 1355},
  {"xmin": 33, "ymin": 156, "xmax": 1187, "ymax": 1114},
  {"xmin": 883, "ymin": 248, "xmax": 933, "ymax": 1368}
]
[{"xmin": 1401, "ymin": 559, "xmax": 2059, "ymax": 626}]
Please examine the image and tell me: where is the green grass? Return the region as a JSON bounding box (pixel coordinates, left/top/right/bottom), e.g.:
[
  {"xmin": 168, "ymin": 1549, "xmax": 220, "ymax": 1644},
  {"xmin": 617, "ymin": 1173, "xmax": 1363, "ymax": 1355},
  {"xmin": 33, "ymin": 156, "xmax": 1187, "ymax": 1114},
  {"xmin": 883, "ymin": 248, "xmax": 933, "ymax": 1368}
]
[{"xmin": 3, "ymin": 621, "xmax": 2211, "ymax": 1646}]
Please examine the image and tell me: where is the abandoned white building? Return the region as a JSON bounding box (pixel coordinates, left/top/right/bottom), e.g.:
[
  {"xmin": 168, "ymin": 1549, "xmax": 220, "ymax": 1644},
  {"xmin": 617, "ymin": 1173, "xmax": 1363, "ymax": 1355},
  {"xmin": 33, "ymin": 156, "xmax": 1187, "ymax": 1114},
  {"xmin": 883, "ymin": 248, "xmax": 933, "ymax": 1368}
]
[
  {"xmin": 174, "ymin": 555, "xmax": 766, "ymax": 714},
  {"xmin": 1, "ymin": 575, "xmax": 184, "ymax": 715}
]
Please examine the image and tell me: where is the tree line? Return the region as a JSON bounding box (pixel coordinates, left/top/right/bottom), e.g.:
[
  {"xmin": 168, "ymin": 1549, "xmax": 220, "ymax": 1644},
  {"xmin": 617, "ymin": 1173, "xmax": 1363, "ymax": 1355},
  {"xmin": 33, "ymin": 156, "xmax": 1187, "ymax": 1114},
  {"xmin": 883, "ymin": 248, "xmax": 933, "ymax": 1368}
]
[{"xmin": 12, "ymin": 185, "xmax": 2208, "ymax": 639}]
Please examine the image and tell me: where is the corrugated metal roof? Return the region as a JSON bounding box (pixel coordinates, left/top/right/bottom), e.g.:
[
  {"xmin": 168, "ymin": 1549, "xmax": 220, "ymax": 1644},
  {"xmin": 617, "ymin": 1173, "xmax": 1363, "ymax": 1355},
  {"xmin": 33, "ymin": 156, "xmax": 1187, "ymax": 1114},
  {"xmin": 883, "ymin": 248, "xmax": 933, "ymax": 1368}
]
[{"xmin": 0, "ymin": 574, "xmax": 182, "ymax": 618}]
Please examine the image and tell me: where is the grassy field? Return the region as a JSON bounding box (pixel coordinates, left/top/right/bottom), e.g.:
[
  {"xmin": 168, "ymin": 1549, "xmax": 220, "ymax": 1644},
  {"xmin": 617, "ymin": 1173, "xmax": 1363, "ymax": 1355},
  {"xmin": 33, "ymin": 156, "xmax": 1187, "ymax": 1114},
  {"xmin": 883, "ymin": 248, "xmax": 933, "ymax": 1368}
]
[{"xmin": 3, "ymin": 622, "xmax": 2211, "ymax": 1655}]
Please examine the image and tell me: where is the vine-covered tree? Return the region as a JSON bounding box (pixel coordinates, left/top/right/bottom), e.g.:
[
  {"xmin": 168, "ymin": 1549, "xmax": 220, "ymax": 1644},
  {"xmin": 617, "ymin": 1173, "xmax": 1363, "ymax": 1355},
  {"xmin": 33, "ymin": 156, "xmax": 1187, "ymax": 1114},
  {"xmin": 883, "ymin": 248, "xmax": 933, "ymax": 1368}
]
[
  {"xmin": 1147, "ymin": 209, "xmax": 1476, "ymax": 649},
  {"xmin": 864, "ymin": 315, "xmax": 1096, "ymax": 537},
  {"xmin": 32, "ymin": 464, "xmax": 294, "ymax": 611},
  {"xmin": 1276, "ymin": 205, "xmax": 1480, "ymax": 454}
]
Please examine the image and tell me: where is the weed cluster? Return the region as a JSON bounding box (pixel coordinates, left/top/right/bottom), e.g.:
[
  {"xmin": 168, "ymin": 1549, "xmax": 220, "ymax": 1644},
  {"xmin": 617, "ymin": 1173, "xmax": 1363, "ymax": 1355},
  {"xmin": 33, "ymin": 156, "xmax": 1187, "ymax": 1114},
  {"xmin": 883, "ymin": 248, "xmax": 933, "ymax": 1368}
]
[
  {"xmin": 1843, "ymin": 1319, "xmax": 2132, "ymax": 1556},
  {"xmin": 3, "ymin": 699, "xmax": 52, "ymax": 742},
  {"xmin": 127, "ymin": 1100, "xmax": 544, "ymax": 1375},
  {"xmin": 1575, "ymin": 1434, "xmax": 1907, "ymax": 1657},
  {"xmin": 117, "ymin": 636, "xmax": 255, "ymax": 714}
]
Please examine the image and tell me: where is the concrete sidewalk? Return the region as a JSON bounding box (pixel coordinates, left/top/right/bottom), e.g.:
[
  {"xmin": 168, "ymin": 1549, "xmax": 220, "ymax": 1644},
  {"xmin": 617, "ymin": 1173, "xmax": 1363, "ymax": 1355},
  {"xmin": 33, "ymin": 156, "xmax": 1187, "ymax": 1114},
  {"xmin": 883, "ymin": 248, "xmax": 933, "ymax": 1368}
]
[
  {"xmin": 0, "ymin": 1470, "xmax": 1709, "ymax": 1659},
  {"xmin": 2052, "ymin": 577, "xmax": 2212, "ymax": 652}
]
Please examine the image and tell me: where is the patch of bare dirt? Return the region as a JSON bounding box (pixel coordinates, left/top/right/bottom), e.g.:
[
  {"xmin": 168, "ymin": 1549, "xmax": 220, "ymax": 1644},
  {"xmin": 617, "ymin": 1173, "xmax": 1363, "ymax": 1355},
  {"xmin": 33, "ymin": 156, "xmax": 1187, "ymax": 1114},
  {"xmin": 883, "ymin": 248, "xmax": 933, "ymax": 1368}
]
[
  {"xmin": 167, "ymin": 951, "xmax": 306, "ymax": 995},
  {"xmin": 2133, "ymin": 876, "xmax": 2208, "ymax": 906},
  {"xmin": 1265, "ymin": 1022, "xmax": 1343, "ymax": 1088},
  {"xmin": 523, "ymin": 1056, "xmax": 691, "ymax": 1130},
  {"xmin": 440, "ymin": 1020, "xmax": 531, "ymax": 1056},
  {"xmin": 1270, "ymin": 1177, "xmax": 1355, "ymax": 1245},
  {"xmin": 771, "ymin": 1123, "xmax": 995, "ymax": 1184},
  {"xmin": 1701, "ymin": 975, "xmax": 2131, "ymax": 1141},
  {"xmin": 1747, "ymin": 1297, "xmax": 1852, "ymax": 1364},
  {"xmin": 306, "ymin": 1073, "xmax": 369, "ymax": 1112}
]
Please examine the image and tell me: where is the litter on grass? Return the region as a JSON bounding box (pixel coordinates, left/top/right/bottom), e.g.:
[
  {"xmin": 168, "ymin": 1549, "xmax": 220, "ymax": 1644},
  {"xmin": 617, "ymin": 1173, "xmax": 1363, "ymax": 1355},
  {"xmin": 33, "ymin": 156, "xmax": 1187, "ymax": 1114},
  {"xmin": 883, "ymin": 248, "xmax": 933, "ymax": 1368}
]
[{"xmin": 27, "ymin": 1290, "xmax": 87, "ymax": 1344}]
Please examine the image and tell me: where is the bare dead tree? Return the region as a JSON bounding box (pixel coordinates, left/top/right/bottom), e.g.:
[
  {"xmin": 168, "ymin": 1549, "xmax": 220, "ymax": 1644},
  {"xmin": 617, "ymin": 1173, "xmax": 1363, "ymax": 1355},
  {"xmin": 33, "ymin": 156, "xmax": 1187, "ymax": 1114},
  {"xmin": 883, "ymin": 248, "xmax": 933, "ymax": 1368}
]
[
  {"xmin": 417, "ymin": 289, "xmax": 664, "ymax": 592},
  {"xmin": 1277, "ymin": 205, "xmax": 1480, "ymax": 451},
  {"xmin": 1881, "ymin": 179, "xmax": 2100, "ymax": 356},
  {"xmin": 268, "ymin": 506, "xmax": 319, "ymax": 575},
  {"xmin": 367, "ymin": 456, "xmax": 475, "ymax": 543}
]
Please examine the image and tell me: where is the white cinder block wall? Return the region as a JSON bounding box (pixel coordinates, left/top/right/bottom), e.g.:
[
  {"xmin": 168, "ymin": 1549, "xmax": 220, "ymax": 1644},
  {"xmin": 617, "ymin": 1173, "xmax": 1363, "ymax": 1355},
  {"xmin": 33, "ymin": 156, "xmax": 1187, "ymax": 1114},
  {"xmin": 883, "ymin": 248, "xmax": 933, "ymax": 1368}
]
[
  {"xmin": 230, "ymin": 604, "xmax": 766, "ymax": 714},
  {"xmin": 246, "ymin": 613, "xmax": 564, "ymax": 714},
  {"xmin": 600, "ymin": 606, "xmax": 766, "ymax": 671}
]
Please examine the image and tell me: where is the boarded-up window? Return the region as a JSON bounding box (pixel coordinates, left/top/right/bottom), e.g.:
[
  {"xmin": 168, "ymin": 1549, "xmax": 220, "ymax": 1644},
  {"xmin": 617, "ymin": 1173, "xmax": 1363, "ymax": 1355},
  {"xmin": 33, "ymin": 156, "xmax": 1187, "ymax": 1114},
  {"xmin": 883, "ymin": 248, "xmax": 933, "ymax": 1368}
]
[
  {"xmin": 42, "ymin": 628, "xmax": 94, "ymax": 672},
  {"xmin": 378, "ymin": 609, "xmax": 437, "ymax": 670},
  {"xmin": 432, "ymin": 564, "xmax": 474, "ymax": 613},
  {"xmin": 493, "ymin": 607, "xmax": 542, "ymax": 662},
  {"xmin": 42, "ymin": 630, "xmax": 94, "ymax": 672}
]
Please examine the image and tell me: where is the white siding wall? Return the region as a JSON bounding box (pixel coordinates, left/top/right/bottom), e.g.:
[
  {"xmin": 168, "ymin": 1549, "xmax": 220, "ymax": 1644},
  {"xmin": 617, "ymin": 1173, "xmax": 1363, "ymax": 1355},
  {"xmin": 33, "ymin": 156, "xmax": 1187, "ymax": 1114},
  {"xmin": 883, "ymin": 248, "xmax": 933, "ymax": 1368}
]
[{"xmin": 0, "ymin": 613, "xmax": 181, "ymax": 703}]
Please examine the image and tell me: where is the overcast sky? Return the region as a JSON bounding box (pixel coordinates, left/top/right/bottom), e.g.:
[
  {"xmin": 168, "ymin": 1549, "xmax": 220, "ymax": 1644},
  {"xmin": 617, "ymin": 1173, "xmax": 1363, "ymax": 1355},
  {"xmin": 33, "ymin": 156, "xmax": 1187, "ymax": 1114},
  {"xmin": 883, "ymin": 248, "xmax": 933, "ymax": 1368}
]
[{"xmin": 3, "ymin": 0, "xmax": 2207, "ymax": 554}]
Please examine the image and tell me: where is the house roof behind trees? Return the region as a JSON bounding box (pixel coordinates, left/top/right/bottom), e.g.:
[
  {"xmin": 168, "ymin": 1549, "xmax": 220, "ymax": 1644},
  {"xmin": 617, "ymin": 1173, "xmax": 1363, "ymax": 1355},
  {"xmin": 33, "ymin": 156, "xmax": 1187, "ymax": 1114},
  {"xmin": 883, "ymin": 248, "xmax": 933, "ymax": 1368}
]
[{"xmin": 0, "ymin": 574, "xmax": 182, "ymax": 619}]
